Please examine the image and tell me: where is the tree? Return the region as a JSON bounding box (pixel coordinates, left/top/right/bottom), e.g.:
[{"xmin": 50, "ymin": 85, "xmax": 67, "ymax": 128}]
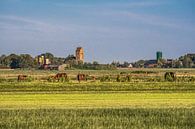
[
  {"xmin": 179, "ymin": 56, "xmax": 184, "ymax": 61},
  {"xmin": 19, "ymin": 54, "xmax": 35, "ymax": 68},
  {"xmin": 93, "ymin": 61, "xmax": 99, "ymax": 65},
  {"xmin": 123, "ymin": 61, "xmax": 129, "ymax": 67},
  {"xmin": 111, "ymin": 61, "xmax": 120, "ymax": 67},
  {"xmin": 44, "ymin": 52, "xmax": 54, "ymax": 63},
  {"xmin": 183, "ymin": 55, "xmax": 193, "ymax": 68},
  {"xmin": 53, "ymin": 57, "xmax": 65, "ymax": 65},
  {"xmin": 0, "ymin": 55, "xmax": 9, "ymax": 66},
  {"xmin": 64, "ymin": 55, "xmax": 77, "ymax": 66},
  {"xmin": 173, "ymin": 60, "xmax": 183, "ymax": 68},
  {"xmin": 157, "ymin": 59, "xmax": 166, "ymax": 67},
  {"xmin": 134, "ymin": 60, "xmax": 145, "ymax": 68},
  {"xmin": 8, "ymin": 54, "xmax": 20, "ymax": 69}
]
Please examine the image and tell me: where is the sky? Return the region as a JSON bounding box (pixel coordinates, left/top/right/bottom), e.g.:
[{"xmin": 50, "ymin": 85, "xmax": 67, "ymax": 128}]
[{"xmin": 0, "ymin": 0, "xmax": 195, "ymax": 63}]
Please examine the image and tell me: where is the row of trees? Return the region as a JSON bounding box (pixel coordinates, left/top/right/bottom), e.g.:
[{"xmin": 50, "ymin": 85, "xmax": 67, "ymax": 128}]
[
  {"xmin": 64, "ymin": 55, "xmax": 117, "ymax": 70},
  {"xmin": 178, "ymin": 55, "xmax": 195, "ymax": 68},
  {"xmin": 73, "ymin": 62, "xmax": 117, "ymax": 70},
  {"xmin": 0, "ymin": 53, "xmax": 117, "ymax": 70},
  {"xmin": 132, "ymin": 54, "xmax": 195, "ymax": 68},
  {"xmin": 0, "ymin": 54, "xmax": 36, "ymax": 69},
  {"xmin": 0, "ymin": 53, "xmax": 65, "ymax": 69}
]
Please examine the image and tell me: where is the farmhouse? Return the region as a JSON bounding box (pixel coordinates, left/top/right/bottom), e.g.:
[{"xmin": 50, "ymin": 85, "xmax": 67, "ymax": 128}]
[
  {"xmin": 0, "ymin": 65, "xmax": 11, "ymax": 70},
  {"xmin": 37, "ymin": 54, "xmax": 51, "ymax": 65},
  {"xmin": 58, "ymin": 64, "xmax": 70, "ymax": 71}
]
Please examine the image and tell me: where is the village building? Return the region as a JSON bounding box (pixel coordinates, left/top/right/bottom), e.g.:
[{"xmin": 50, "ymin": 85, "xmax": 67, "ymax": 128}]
[
  {"xmin": 37, "ymin": 55, "xmax": 50, "ymax": 65},
  {"xmin": 144, "ymin": 60, "xmax": 157, "ymax": 68},
  {"xmin": 58, "ymin": 64, "xmax": 70, "ymax": 71}
]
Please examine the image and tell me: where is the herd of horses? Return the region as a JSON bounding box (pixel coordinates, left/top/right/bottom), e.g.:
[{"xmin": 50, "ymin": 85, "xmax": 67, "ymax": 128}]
[
  {"xmin": 17, "ymin": 73, "xmax": 93, "ymax": 82},
  {"xmin": 17, "ymin": 72, "xmax": 176, "ymax": 82}
]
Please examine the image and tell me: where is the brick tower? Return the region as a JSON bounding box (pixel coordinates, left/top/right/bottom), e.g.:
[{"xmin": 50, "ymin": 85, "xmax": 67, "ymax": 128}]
[{"xmin": 76, "ymin": 47, "xmax": 84, "ymax": 63}]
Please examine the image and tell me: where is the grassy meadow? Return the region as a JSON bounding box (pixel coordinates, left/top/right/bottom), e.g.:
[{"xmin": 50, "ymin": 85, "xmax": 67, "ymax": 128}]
[
  {"xmin": 1, "ymin": 108, "xmax": 194, "ymax": 129},
  {"xmin": 0, "ymin": 69, "xmax": 195, "ymax": 128}
]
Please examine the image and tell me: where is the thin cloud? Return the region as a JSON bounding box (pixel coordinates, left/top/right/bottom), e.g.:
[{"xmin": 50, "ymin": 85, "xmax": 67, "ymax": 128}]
[
  {"xmin": 0, "ymin": 15, "xmax": 85, "ymax": 37},
  {"xmin": 51, "ymin": 1, "xmax": 194, "ymax": 31},
  {"xmin": 54, "ymin": 1, "xmax": 165, "ymax": 8},
  {"xmin": 0, "ymin": 15, "xmax": 131, "ymax": 35},
  {"xmin": 121, "ymin": 12, "xmax": 195, "ymax": 31},
  {"xmin": 105, "ymin": 1, "xmax": 166, "ymax": 8},
  {"xmin": 2, "ymin": 15, "xmax": 46, "ymax": 25},
  {"xmin": 94, "ymin": 10, "xmax": 195, "ymax": 32}
]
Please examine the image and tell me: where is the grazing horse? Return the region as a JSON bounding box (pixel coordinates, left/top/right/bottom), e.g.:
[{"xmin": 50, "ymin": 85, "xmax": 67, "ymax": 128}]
[
  {"xmin": 18, "ymin": 75, "xmax": 28, "ymax": 81},
  {"xmin": 77, "ymin": 74, "xmax": 87, "ymax": 82},
  {"xmin": 125, "ymin": 75, "xmax": 131, "ymax": 82},
  {"xmin": 164, "ymin": 72, "xmax": 176, "ymax": 81},
  {"xmin": 91, "ymin": 76, "xmax": 96, "ymax": 81},
  {"xmin": 53, "ymin": 73, "xmax": 68, "ymax": 82}
]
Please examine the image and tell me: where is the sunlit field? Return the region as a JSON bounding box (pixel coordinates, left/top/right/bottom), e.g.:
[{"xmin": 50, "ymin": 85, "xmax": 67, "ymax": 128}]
[
  {"xmin": 1, "ymin": 108, "xmax": 194, "ymax": 129},
  {"xmin": 0, "ymin": 69, "xmax": 195, "ymax": 128}
]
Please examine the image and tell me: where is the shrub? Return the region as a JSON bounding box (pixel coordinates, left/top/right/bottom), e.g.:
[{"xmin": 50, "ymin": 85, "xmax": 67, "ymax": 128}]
[{"xmin": 100, "ymin": 76, "xmax": 111, "ymax": 82}]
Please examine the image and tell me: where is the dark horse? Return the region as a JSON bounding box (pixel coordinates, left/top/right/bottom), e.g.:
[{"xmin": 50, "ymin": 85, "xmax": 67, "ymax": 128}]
[
  {"xmin": 164, "ymin": 72, "xmax": 176, "ymax": 81},
  {"xmin": 77, "ymin": 74, "xmax": 87, "ymax": 82},
  {"xmin": 18, "ymin": 75, "xmax": 28, "ymax": 81}
]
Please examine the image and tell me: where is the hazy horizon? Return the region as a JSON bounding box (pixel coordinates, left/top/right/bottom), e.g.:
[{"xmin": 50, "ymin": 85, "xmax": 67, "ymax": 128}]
[{"xmin": 0, "ymin": 0, "xmax": 195, "ymax": 63}]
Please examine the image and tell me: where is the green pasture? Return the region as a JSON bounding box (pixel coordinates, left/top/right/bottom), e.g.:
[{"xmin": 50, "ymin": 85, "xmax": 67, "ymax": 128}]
[
  {"xmin": 0, "ymin": 81, "xmax": 195, "ymax": 93},
  {"xmin": 0, "ymin": 93, "xmax": 195, "ymax": 109},
  {"xmin": 1, "ymin": 68, "xmax": 195, "ymax": 79},
  {"xmin": 0, "ymin": 69, "xmax": 195, "ymax": 128},
  {"xmin": 0, "ymin": 69, "xmax": 195, "ymax": 109}
]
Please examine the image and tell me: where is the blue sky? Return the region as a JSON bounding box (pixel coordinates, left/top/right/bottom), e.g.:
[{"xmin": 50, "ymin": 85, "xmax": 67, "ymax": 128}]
[{"xmin": 0, "ymin": 0, "xmax": 195, "ymax": 63}]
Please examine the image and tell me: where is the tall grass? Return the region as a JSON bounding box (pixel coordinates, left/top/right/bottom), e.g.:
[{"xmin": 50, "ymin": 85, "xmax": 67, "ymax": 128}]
[{"xmin": 0, "ymin": 108, "xmax": 194, "ymax": 129}]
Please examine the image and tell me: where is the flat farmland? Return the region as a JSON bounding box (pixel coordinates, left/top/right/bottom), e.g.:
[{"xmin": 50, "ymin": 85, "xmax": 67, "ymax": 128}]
[
  {"xmin": 0, "ymin": 69, "xmax": 195, "ymax": 129},
  {"xmin": 0, "ymin": 92, "xmax": 195, "ymax": 109}
]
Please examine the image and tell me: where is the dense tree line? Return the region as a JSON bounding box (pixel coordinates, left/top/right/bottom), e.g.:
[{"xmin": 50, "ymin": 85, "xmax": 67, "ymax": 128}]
[
  {"xmin": 0, "ymin": 53, "xmax": 65, "ymax": 69},
  {"xmin": 0, "ymin": 54, "xmax": 37, "ymax": 69},
  {"xmin": 73, "ymin": 62, "xmax": 117, "ymax": 70},
  {"xmin": 64, "ymin": 55, "xmax": 117, "ymax": 70},
  {"xmin": 0, "ymin": 53, "xmax": 117, "ymax": 70}
]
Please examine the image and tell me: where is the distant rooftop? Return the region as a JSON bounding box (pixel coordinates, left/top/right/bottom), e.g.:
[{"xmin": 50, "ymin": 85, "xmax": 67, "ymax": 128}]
[{"xmin": 187, "ymin": 53, "xmax": 195, "ymax": 56}]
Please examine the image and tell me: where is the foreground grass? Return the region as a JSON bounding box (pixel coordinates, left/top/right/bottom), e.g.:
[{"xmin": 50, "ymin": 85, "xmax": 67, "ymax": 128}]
[{"xmin": 0, "ymin": 108, "xmax": 194, "ymax": 129}]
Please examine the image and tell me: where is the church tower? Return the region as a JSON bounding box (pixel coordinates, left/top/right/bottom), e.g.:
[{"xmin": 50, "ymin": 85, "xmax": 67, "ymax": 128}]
[{"xmin": 76, "ymin": 47, "xmax": 84, "ymax": 63}]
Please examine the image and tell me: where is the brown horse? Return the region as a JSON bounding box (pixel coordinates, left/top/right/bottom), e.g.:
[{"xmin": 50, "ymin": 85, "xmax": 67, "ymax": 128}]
[
  {"xmin": 18, "ymin": 75, "xmax": 28, "ymax": 81},
  {"xmin": 53, "ymin": 73, "xmax": 68, "ymax": 82},
  {"xmin": 91, "ymin": 76, "xmax": 96, "ymax": 81},
  {"xmin": 77, "ymin": 74, "xmax": 87, "ymax": 82}
]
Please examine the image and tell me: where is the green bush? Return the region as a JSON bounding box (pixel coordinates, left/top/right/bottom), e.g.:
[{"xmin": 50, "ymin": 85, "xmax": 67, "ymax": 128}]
[
  {"xmin": 100, "ymin": 76, "xmax": 111, "ymax": 82},
  {"xmin": 59, "ymin": 76, "xmax": 69, "ymax": 82}
]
